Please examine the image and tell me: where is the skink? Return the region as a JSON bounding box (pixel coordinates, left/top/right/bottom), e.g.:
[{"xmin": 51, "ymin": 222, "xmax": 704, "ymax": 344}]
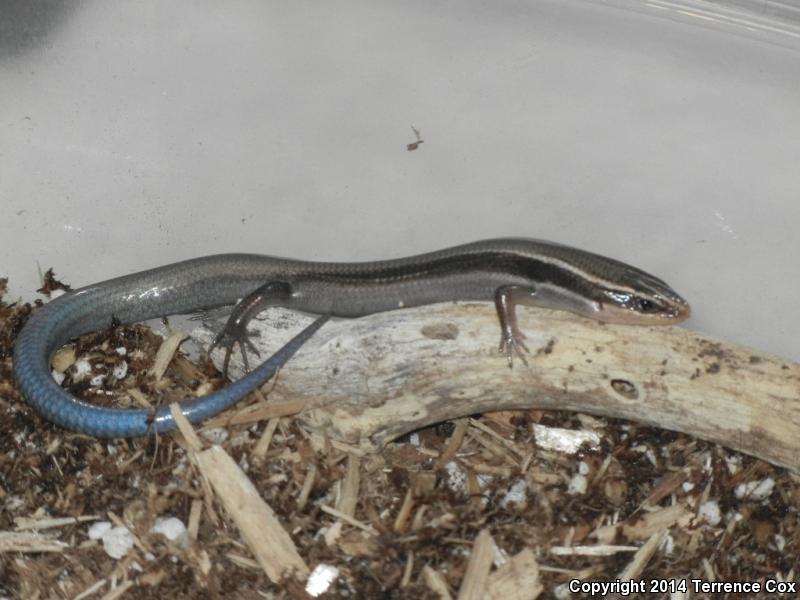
[{"xmin": 13, "ymin": 238, "xmax": 690, "ymax": 438}]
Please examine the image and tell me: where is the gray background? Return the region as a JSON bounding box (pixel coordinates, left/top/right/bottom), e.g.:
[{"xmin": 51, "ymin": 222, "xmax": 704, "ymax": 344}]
[{"xmin": 2, "ymin": 0, "xmax": 799, "ymax": 360}]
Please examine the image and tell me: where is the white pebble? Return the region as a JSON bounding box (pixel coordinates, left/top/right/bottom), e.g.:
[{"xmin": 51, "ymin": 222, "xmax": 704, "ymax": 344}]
[
  {"xmin": 72, "ymin": 358, "xmax": 93, "ymax": 380},
  {"xmin": 150, "ymin": 517, "xmax": 188, "ymax": 547},
  {"xmin": 567, "ymin": 473, "xmax": 587, "ymax": 495},
  {"xmin": 734, "ymin": 477, "xmax": 774, "ymax": 501},
  {"xmin": 112, "ymin": 361, "xmax": 128, "ymax": 379},
  {"xmin": 660, "ymin": 532, "xmax": 675, "ymax": 556},
  {"xmin": 444, "ymin": 461, "xmax": 466, "ymax": 493},
  {"xmin": 697, "ymin": 500, "xmax": 721, "ymax": 526},
  {"xmin": 724, "ymin": 454, "xmax": 742, "ymax": 474},
  {"xmin": 306, "ymin": 564, "xmax": 340, "ymax": 597},
  {"xmin": 553, "ymin": 582, "xmax": 571, "ymax": 599},
  {"xmin": 533, "ymin": 424, "xmax": 600, "ymax": 454},
  {"xmin": 101, "ymin": 525, "xmax": 135, "ymax": 559},
  {"xmin": 774, "ymin": 534, "xmax": 786, "ymax": 551},
  {"xmin": 87, "ymin": 521, "xmax": 112, "ymax": 540},
  {"xmin": 500, "ymin": 479, "xmax": 528, "ymax": 507}
]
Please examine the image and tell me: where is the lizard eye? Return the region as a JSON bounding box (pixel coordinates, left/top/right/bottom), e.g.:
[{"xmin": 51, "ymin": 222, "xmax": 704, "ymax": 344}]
[{"xmin": 635, "ymin": 297, "xmax": 657, "ymax": 313}]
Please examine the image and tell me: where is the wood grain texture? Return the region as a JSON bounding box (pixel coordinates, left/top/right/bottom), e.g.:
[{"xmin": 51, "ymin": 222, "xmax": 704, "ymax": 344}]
[{"xmin": 203, "ymin": 303, "xmax": 800, "ymax": 473}]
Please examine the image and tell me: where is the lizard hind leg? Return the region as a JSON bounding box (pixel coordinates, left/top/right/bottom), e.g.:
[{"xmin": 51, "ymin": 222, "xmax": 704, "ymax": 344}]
[{"xmin": 207, "ymin": 281, "xmax": 293, "ymax": 378}]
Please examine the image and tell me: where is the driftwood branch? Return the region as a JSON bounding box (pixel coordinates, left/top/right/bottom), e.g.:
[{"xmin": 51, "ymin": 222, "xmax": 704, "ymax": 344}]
[{"xmin": 199, "ymin": 303, "xmax": 800, "ymax": 474}]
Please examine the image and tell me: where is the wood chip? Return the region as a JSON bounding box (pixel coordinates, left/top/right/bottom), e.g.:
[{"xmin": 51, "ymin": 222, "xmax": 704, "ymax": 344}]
[
  {"xmin": 225, "ymin": 552, "xmax": 262, "ymax": 570},
  {"xmin": 171, "ymin": 401, "xmax": 307, "ymax": 582},
  {"xmin": 466, "ymin": 429, "xmax": 519, "ymax": 467},
  {"xmin": 296, "ymin": 463, "xmax": 317, "ymax": 511},
  {"xmin": 622, "ymin": 503, "xmax": 692, "ymax": 541},
  {"xmin": 202, "ymin": 398, "xmax": 308, "ymax": 429},
  {"xmin": 72, "ymin": 579, "xmax": 107, "ymax": 600},
  {"xmin": 323, "ymin": 521, "xmax": 343, "ymax": 546},
  {"xmin": 336, "ymin": 454, "xmax": 361, "ymax": 517},
  {"xmin": 468, "ymin": 418, "xmax": 524, "ymax": 458},
  {"xmin": 124, "ymin": 387, "xmax": 151, "ymax": 409},
  {"xmin": 0, "ymin": 531, "xmax": 67, "ymax": 553},
  {"xmin": 337, "ymin": 530, "xmax": 376, "ymax": 557},
  {"xmin": 486, "ymin": 548, "xmax": 543, "ymax": 600},
  {"xmin": 195, "ymin": 444, "xmax": 309, "ymax": 582},
  {"xmin": 423, "ymin": 565, "xmax": 453, "ymax": 600},
  {"xmin": 393, "ymin": 488, "xmax": 414, "ymax": 533},
  {"xmin": 150, "ymin": 330, "xmax": 185, "ymax": 381},
  {"xmin": 187, "ymin": 499, "xmax": 202, "ymax": 543},
  {"xmin": 99, "ymin": 580, "xmax": 135, "ymax": 600},
  {"xmin": 14, "ymin": 515, "xmax": 99, "ymax": 531},
  {"xmin": 550, "ymin": 544, "xmax": 639, "ymax": 556},
  {"xmin": 435, "ymin": 419, "xmax": 468, "ymax": 469},
  {"xmin": 400, "ymin": 550, "xmax": 414, "ymax": 587},
  {"xmin": 51, "ymin": 346, "xmax": 76, "ymax": 373},
  {"xmin": 457, "ymin": 529, "xmax": 494, "ymax": 600},
  {"xmin": 252, "ymin": 418, "xmax": 280, "ymax": 461},
  {"xmin": 617, "ymin": 530, "xmax": 667, "ymax": 579},
  {"xmin": 319, "ymin": 504, "xmax": 377, "ymax": 536},
  {"xmin": 170, "ymin": 402, "xmax": 203, "ymax": 452}
]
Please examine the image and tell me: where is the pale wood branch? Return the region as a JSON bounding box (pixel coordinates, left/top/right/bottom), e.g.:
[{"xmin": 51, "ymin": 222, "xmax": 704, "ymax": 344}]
[{"xmin": 199, "ymin": 303, "xmax": 800, "ymax": 474}]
